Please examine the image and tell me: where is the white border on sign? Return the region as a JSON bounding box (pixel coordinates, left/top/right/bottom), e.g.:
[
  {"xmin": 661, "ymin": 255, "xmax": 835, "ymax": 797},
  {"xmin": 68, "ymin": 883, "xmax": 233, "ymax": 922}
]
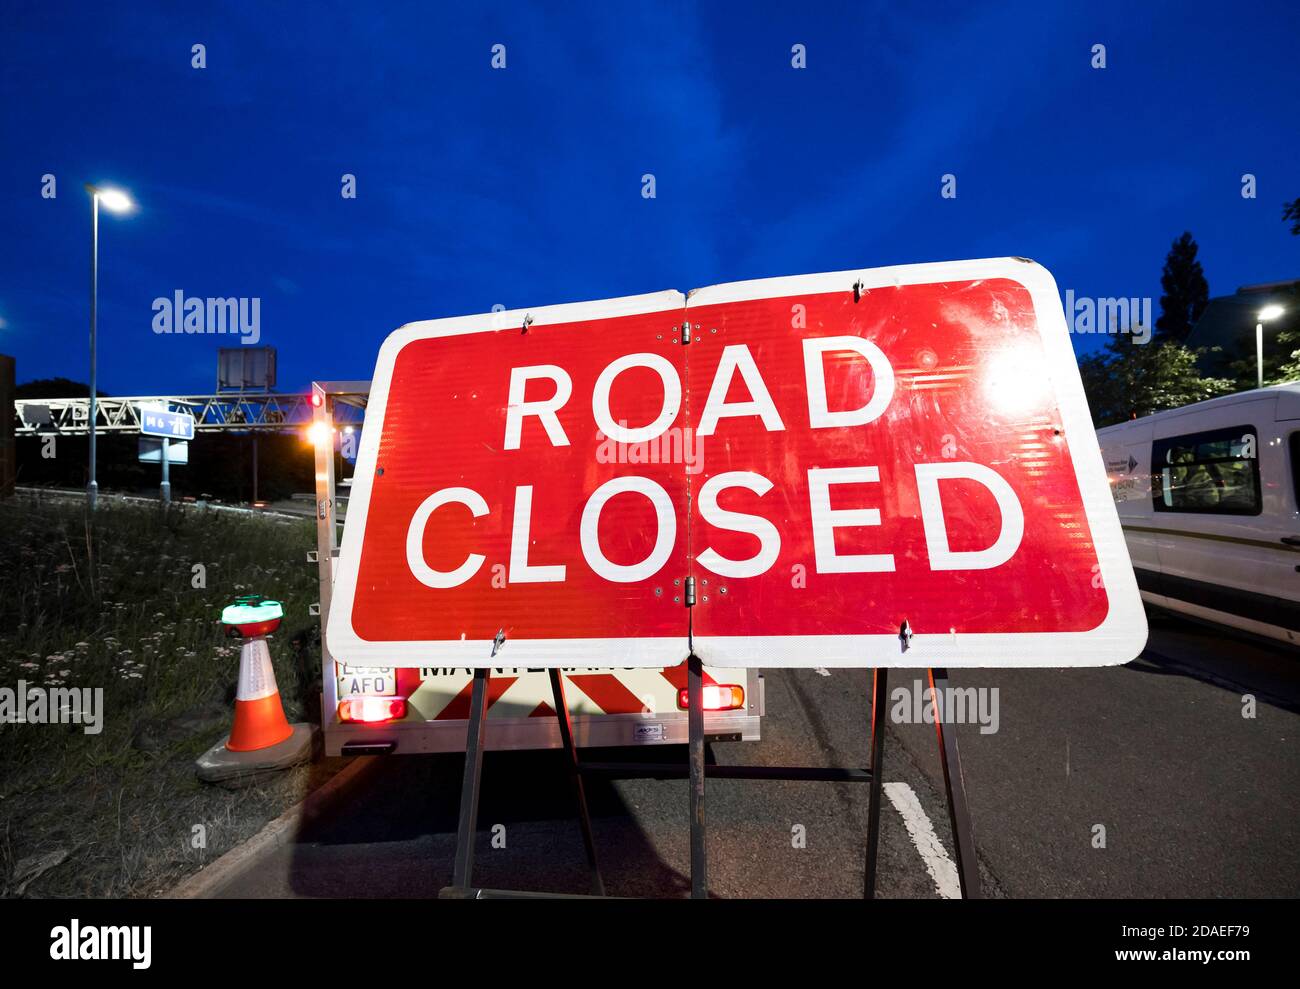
[
  {"xmin": 329, "ymin": 261, "xmax": 1148, "ymax": 670},
  {"xmin": 326, "ymin": 290, "xmax": 690, "ymax": 669},
  {"xmin": 685, "ymin": 257, "xmax": 1148, "ymax": 668}
]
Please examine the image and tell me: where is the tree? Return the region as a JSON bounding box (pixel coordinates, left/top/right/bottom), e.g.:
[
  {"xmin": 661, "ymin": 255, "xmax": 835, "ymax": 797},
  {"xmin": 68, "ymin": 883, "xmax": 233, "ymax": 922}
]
[
  {"xmin": 14, "ymin": 377, "xmax": 105, "ymax": 399},
  {"xmin": 1154, "ymin": 231, "xmax": 1209, "ymax": 343},
  {"xmin": 1267, "ymin": 328, "xmax": 1300, "ymax": 383},
  {"xmin": 1078, "ymin": 334, "xmax": 1233, "ymax": 427},
  {"xmin": 1226, "ymin": 323, "xmax": 1300, "ymax": 387},
  {"xmin": 1283, "ymin": 197, "xmax": 1300, "ymax": 236}
]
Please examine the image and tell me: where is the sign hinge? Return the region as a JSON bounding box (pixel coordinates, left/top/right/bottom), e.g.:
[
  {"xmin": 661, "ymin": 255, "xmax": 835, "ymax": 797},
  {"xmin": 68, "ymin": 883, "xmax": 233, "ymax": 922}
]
[
  {"xmin": 683, "ymin": 576, "xmax": 696, "ymax": 607},
  {"xmin": 681, "ymin": 322, "xmax": 693, "ymax": 345}
]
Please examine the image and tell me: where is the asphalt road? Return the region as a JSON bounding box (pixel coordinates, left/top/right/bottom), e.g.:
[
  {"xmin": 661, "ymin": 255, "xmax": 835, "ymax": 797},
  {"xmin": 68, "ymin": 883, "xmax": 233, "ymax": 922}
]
[{"xmin": 210, "ymin": 611, "xmax": 1299, "ymax": 898}]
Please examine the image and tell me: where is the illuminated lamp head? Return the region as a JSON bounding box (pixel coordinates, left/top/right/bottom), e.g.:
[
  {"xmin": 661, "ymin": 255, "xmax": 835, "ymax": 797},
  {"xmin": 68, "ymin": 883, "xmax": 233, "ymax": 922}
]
[
  {"xmin": 221, "ymin": 595, "xmax": 284, "ymax": 638},
  {"xmin": 306, "ymin": 421, "xmax": 333, "ymax": 447}
]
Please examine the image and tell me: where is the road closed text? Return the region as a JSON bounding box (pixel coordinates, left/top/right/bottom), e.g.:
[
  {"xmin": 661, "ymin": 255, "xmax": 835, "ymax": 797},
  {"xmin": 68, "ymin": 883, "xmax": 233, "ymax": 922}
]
[{"xmin": 405, "ymin": 340, "xmax": 1025, "ymax": 588}]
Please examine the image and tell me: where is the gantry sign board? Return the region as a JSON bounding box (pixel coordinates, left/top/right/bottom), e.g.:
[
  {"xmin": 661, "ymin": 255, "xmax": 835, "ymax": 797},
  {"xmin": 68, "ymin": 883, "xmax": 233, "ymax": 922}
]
[
  {"xmin": 328, "ymin": 258, "xmax": 1146, "ymax": 669},
  {"xmin": 138, "ymin": 405, "xmax": 196, "ymax": 441},
  {"xmin": 138, "ymin": 438, "xmax": 189, "ymax": 464}
]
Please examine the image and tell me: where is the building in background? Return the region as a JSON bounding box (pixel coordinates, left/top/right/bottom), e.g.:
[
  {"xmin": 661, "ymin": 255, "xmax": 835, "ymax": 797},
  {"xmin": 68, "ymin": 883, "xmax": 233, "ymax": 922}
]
[{"xmin": 1186, "ymin": 280, "xmax": 1299, "ymax": 383}]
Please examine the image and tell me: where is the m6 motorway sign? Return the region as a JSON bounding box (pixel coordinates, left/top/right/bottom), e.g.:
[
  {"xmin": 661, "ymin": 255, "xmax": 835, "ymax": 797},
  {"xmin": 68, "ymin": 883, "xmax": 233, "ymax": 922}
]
[
  {"xmin": 327, "ymin": 258, "xmax": 1146, "ymax": 669},
  {"xmin": 138, "ymin": 405, "xmax": 196, "ymax": 441}
]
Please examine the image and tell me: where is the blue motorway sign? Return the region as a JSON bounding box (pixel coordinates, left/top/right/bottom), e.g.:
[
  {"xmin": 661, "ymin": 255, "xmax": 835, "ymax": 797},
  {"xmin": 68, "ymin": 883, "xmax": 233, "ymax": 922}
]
[{"xmin": 139, "ymin": 406, "xmax": 196, "ymax": 441}]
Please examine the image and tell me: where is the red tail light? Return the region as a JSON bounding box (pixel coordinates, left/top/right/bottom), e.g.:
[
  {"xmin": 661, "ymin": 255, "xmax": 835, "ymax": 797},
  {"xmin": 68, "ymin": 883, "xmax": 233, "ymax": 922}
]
[
  {"xmin": 676, "ymin": 684, "xmax": 745, "ymax": 711},
  {"xmin": 338, "ymin": 696, "xmax": 407, "ymax": 723}
]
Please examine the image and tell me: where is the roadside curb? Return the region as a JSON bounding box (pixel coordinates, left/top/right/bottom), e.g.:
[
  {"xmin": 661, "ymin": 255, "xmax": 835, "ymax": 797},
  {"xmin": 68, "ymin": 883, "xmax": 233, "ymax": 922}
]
[{"xmin": 161, "ymin": 755, "xmax": 379, "ymax": 899}]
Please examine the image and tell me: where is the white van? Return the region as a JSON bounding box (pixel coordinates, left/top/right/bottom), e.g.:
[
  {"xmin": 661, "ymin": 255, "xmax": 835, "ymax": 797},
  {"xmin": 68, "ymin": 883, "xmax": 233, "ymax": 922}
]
[{"xmin": 1096, "ymin": 384, "xmax": 1300, "ymax": 646}]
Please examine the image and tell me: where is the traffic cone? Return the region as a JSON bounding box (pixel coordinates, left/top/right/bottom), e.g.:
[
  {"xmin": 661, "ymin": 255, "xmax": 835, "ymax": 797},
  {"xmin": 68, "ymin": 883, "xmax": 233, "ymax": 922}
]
[
  {"xmin": 196, "ymin": 596, "xmax": 314, "ymax": 786},
  {"xmin": 227, "ymin": 633, "xmax": 294, "ymax": 751}
]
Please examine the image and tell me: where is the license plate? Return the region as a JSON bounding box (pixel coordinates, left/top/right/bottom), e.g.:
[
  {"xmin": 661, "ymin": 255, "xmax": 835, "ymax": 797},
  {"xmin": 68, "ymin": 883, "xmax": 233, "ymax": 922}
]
[{"xmin": 337, "ymin": 664, "xmax": 397, "ymax": 697}]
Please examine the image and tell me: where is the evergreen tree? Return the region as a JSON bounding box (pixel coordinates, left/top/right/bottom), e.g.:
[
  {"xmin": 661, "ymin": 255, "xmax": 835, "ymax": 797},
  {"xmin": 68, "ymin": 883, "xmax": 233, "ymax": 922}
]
[
  {"xmin": 1154, "ymin": 232, "xmax": 1210, "ymax": 343},
  {"xmin": 1283, "ymin": 197, "xmax": 1300, "ymax": 236}
]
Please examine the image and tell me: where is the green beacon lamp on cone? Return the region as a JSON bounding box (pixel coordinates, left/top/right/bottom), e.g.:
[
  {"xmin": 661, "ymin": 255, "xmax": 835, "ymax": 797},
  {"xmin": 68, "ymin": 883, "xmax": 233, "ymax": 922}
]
[
  {"xmin": 221, "ymin": 596, "xmax": 284, "ymax": 638},
  {"xmin": 196, "ymin": 595, "xmax": 313, "ymax": 786}
]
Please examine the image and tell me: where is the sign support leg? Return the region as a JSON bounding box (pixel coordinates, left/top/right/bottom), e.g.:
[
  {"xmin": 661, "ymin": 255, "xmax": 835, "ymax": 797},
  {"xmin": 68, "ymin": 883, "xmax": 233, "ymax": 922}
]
[
  {"xmin": 441, "ymin": 662, "xmax": 978, "ymax": 900},
  {"xmin": 160, "ymin": 436, "xmax": 171, "ymax": 504},
  {"xmin": 548, "ymin": 668, "xmax": 605, "ymax": 896},
  {"xmin": 928, "ymin": 667, "xmax": 981, "ymax": 898},
  {"xmin": 687, "ymin": 652, "xmax": 707, "ymax": 899},
  {"xmin": 863, "ymin": 666, "xmax": 888, "ymax": 898},
  {"xmin": 451, "ymin": 666, "xmax": 491, "ymax": 890}
]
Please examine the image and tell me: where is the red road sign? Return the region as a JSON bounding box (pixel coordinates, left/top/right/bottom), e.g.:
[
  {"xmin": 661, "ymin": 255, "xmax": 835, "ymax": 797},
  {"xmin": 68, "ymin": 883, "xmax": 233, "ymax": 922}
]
[{"xmin": 328, "ymin": 259, "xmax": 1146, "ymax": 668}]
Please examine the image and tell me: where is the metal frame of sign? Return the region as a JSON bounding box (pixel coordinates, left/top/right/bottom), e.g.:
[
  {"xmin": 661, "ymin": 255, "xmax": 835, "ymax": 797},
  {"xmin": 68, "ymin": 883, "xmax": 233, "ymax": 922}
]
[
  {"xmin": 439, "ymin": 654, "xmax": 981, "ymax": 900},
  {"xmin": 378, "ymin": 257, "xmax": 1145, "ymax": 902}
]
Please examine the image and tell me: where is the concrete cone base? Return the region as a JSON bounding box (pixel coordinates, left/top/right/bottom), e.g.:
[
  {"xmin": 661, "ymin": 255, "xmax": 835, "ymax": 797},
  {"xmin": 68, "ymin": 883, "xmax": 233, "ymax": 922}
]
[{"xmin": 196, "ymin": 723, "xmax": 317, "ymax": 789}]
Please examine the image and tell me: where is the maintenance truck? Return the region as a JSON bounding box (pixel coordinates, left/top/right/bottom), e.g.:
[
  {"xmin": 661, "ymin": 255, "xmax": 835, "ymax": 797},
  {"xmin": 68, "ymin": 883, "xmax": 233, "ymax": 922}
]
[{"xmin": 308, "ymin": 380, "xmax": 764, "ymax": 756}]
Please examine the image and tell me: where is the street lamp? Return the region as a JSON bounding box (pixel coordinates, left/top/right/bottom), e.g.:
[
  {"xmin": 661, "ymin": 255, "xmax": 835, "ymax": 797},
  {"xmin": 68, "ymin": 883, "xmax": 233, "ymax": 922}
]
[
  {"xmin": 1256, "ymin": 304, "xmax": 1285, "ymax": 390},
  {"xmin": 85, "ymin": 184, "xmax": 135, "ymax": 509}
]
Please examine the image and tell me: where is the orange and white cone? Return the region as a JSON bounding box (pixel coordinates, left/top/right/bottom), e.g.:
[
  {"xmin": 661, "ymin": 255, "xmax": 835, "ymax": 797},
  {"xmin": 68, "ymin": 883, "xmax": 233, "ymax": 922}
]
[{"xmin": 226, "ymin": 636, "xmax": 294, "ymax": 752}]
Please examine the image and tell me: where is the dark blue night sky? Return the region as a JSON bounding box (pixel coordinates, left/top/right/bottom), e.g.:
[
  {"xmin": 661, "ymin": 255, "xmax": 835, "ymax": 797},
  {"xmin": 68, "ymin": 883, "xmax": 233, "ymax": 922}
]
[{"xmin": 2, "ymin": 0, "xmax": 1296, "ymax": 396}]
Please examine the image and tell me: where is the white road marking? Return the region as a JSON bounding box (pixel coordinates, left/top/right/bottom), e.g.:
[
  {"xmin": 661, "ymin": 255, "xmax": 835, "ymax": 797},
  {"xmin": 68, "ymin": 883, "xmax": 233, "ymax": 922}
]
[
  {"xmin": 813, "ymin": 667, "xmax": 831, "ymax": 677},
  {"xmin": 883, "ymin": 781, "xmax": 961, "ymax": 899}
]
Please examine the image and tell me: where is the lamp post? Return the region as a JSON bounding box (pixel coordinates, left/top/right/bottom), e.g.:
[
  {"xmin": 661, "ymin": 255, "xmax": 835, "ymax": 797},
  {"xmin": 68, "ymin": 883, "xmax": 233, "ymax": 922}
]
[
  {"xmin": 85, "ymin": 184, "xmax": 134, "ymax": 509},
  {"xmin": 1256, "ymin": 304, "xmax": 1285, "ymax": 390}
]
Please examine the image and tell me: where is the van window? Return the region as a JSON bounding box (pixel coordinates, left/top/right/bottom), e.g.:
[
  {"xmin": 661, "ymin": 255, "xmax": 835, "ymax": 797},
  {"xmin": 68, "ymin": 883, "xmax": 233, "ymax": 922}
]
[{"xmin": 1152, "ymin": 425, "xmax": 1260, "ymax": 516}]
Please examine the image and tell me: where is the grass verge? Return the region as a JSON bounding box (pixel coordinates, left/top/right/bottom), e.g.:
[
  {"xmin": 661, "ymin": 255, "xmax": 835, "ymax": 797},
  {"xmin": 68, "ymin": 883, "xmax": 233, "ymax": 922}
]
[{"xmin": 0, "ymin": 491, "xmax": 342, "ymax": 897}]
